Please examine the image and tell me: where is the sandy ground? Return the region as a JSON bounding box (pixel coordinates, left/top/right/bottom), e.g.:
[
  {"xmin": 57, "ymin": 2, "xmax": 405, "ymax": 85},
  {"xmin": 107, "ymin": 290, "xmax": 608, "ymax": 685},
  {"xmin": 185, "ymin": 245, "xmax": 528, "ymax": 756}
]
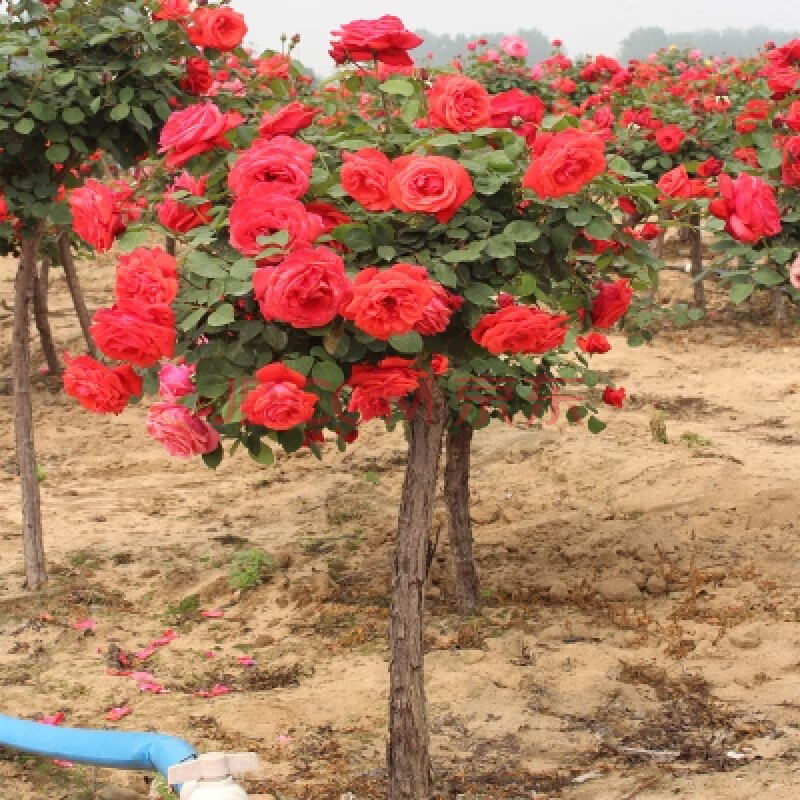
[{"xmin": 0, "ymin": 251, "xmax": 799, "ymax": 799}]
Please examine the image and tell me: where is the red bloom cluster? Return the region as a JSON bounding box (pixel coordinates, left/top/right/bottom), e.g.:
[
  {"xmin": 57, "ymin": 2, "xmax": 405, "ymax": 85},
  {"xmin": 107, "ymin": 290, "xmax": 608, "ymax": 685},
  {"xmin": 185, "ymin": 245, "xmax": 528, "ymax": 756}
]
[{"xmin": 330, "ymin": 16, "xmax": 423, "ymax": 67}]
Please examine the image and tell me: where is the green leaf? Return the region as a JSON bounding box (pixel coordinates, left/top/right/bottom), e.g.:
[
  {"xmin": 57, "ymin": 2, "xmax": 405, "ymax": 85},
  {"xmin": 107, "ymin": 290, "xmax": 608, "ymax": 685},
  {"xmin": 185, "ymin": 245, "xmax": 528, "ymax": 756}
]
[
  {"xmin": 504, "ymin": 220, "xmax": 541, "ymax": 243},
  {"xmin": 14, "ymin": 118, "xmax": 34, "ymax": 135},
  {"xmin": 428, "ymin": 133, "xmax": 460, "ymax": 147},
  {"xmin": 752, "ymin": 268, "xmax": 785, "ymax": 286},
  {"xmin": 178, "ymin": 308, "xmax": 207, "ymax": 332},
  {"xmin": 53, "ymin": 70, "xmax": 75, "ymax": 87},
  {"xmin": 312, "ymin": 361, "xmax": 345, "ymax": 391},
  {"xmin": 116, "ymin": 228, "xmax": 150, "ymax": 252},
  {"xmin": 584, "ymin": 217, "xmax": 614, "ymax": 240},
  {"xmin": 729, "ymin": 283, "xmax": 755, "ymax": 305},
  {"xmin": 378, "ymin": 78, "xmax": 414, "ymax": 96},
  {"xmin": 132, "ymin": 107, "xmax": 153, "ymax": 129},
  {"xmin": 757, "ymin": 147, "xmax": 783, "ymax": 171},
  {"xmin": 389, "ymin": 332, "xmax": 424, "ymax": 354},
  {"xmin": 186, "ymin": 251, "xmax": 229, "ymax": 279},
  {"xmin": 62, "ymin": 107, "xmax": 85, "ymax": 125},
  {"xmin": 207, "ymin": 303, "xmax": 235, "ymax": 327},
  {"xmin": 203, "ymin": 446, "xmax": 224, "ymax": 470},
  {"xmin": 45, "ymin": 144, "xmax": 70, "ymax": 164},
  {"xmin": 566, "ymin": 208, "xmax": 592, "ymax": 227},
  {"xmin": 485, "ymin": 236, "xmax": 516, "ymax": 259},
  {"xmin": 249, "ymin": 441, "xmax": 275, "ymax": 466},
  {"xmin": 464, "ymin": 283, "xmax": 496, "ymax": 306},
  {"xmin": 229, "ymin": 258, "xmax": 256, "ymax": 280},
  {"xmin": 587, "ymin": 416, "xmax": 607, "ymax": 434},
  {"xmin": 110, "ymin": 103, "xmax": 130, "ymax": 121}
]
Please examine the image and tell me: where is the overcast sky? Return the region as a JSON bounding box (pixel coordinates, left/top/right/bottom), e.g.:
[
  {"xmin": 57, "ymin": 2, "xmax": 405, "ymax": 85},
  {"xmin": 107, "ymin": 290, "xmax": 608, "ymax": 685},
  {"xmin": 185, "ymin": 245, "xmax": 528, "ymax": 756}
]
[{"xmin": 233, "ymin": 0, "xmax": 800, "ymax": 74}]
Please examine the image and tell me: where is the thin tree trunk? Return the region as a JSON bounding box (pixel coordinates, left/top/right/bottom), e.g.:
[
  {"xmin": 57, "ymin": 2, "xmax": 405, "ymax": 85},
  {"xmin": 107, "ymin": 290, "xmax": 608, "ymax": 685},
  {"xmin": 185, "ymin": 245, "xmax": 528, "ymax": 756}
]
[
  {"xmin": 165, "ymin": 236, "xmax": 176, "ymax": 257},
  {"xmin": 772, "ymin": 288, "xmax": 789, "ymax": 329},
  {"xmin": 445, "ymin": 423, "xmax": 480, "ymax": 616},
  {"xmin": 388, "ymin": 383, "xmax": 447, "ymax": 800},
  {"xmin": 689, "ymin": 213, "xmax": 706, "ymax": 310},
  {"xmin": 13, "ymin": 232, "xmax": 47, "ymax": 591},
  {"xmin": 32, "ymin": 257, "xmax": 62, "ymax": 375},
  {"xmin": 58, "ymin": 233, "xmax": 97, "ymax": 358}
]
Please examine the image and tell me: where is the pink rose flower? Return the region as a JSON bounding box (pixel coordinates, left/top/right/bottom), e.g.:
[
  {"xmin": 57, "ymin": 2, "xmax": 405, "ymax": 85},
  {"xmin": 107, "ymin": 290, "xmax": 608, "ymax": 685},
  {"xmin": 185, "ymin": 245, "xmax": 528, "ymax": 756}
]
[
  {"xmin": 145, "ymin": 403, "xmax": 219, "ymax": 459},
  {"xmin": 499, "ymin": 35, "xmax": 528, "ymax": 59},
  {"xmin": 158, "ymin": 363, "xmax": 195, "ymax": 401}
]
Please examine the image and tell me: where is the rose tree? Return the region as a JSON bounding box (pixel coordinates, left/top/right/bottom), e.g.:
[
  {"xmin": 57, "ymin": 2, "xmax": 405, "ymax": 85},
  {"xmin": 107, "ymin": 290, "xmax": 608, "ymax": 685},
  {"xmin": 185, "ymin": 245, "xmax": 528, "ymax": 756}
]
[{"xmin": 64, "ymin": 13, "xmax": 665, "ymax": 799}]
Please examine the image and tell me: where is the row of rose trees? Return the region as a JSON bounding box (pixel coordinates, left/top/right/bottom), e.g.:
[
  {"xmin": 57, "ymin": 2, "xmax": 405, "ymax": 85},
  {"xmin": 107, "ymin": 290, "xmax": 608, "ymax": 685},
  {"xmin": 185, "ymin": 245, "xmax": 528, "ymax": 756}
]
[{"xmin": 3, "ymin": 3, "xmax": 797, "ymax": 800}]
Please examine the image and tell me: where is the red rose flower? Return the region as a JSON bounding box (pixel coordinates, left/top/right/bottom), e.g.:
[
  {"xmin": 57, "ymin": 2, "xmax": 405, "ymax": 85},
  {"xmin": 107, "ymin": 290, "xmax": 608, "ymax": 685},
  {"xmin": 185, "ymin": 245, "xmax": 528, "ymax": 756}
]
[
  {"xmin": 696, "ymin": 157, "xmax": 724, "ymax": 178},
  {"xmin": 709, "ymin": 173, "xmax": 781, "ymax": 244},
  {"xmin": 253, "ymin": 245, "xmax": 352, "ymax": 329},
  {"xmin": 181, "ymin": 57, "xmax": 213, "ymax": 96},
  {"xmin": 654, "ymin": 124, "xmax": 685, "ymax": 153},
  {"xmin": 258, "ymin": 102, "xmax": 320, "ymax": 139},
  {"xmin": 340, "ymin": 148, "xmax": 394, "ymax": 212},
  {"xmin": 427, "ymin": 75, "xmax": 492, "ymax": 132},
  {"xmin": 657, "ymin": 166, "xmax": 710, "ymax": 200},
  {"xmin": 158, "ymin": 103, "xmax": 244, "ymax": 169},
  {"xmin": 90, "ymin": 303, "xmax": 176, "ymax": 368},
  {"xmin": 576, "ymin": 333, "xmax": 611, "ymax": 354},
  {"xmin": 471, "ymin": 305, "xmax": 569, "ymax": 354},
  {"xmin": 241, "ymin": 363, "xmax": 318, "ymax": 430},
  {"xmin": 414, "ymin": 283, "xmax": 464, "ymax": 335},
  {"xmin": 346, "ymin": 357, "xmax": 424, "ymax": 422},
  {"xmin": 305, "ymin": 201, "xmax": 353, "ymax": 234},
  {"xmin": 156, "ymin": 172, "xmax": 212, "ymax": 234},
  {"xmin": 187, "ymin": 7, "xmax": 248, "ymax": 52},
  {"xmin": 255, "ymin": 54, "xmax": 290, "ymax": 80},
  {"xmin": 153, "ymin": 0, "xmax": 190, "ymax": 21},
  {"xmin": 63, "ymin": 355, "xmax": 142, "ymax": 414},
  {"xmin": 590, "ymin": 280, "xmax": 633, "ymax": 329},
  {"xmin": 431, "ymin": 354, "xmax": 450, "ymax": 375},
  {"xmin": 330, "ymin": 16, "xmax": 423, "ymax": 67},
  {"xmin": 522, "ymin": 129, "xmax": 606, "ymax": 198},
  {"xmin": 228, "ymin": 186, "xmax": 323, "ymax": 260},
  {"xmin": 782, "ymin": 135, "xmax": 800, "ymax": 187},
  {"xmin": 342, "ymin": 263, "xmax": 436, "ymax": 340},
  {"xmin": 228, "ymin": 136, "xmax": 315, "ymax": 199},
  {"xmin": 602, "ymin": 386, "xmax": 626, "ymax": 407},
  {"xmin": 388, "ymin": 155, "xmax": 473, "ymax": 223},
  {"xmin": 68, "ymin": 180, "xmax": 117, "ymax": 252},
  {"xmin": 115, "ymin": 247, "xmax": 179, "ymax": 307}
]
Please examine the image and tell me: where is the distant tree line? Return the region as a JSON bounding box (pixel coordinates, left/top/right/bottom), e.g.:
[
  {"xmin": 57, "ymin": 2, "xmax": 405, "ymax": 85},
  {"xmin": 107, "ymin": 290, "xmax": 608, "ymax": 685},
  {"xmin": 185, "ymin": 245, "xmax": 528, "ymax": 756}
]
[{"xmin": 617, "ymin": 26, "xmax": 800, "ymax": 62}]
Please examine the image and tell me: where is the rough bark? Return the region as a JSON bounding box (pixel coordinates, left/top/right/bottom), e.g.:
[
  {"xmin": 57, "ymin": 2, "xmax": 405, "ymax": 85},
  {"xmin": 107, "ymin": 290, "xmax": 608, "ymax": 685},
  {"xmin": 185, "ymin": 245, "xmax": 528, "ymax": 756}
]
[
  {"xmin": 771, "ymin": 287, "xmax": 789, "ymax": 330},
  {"xmin": 444, "ymin": 423, "xmax": 480, "ymax": 615},
  {"xmin": 689, "ymin": 213, "xmax": 706, "ymax": 310},
  {"xmin": 32, "ymin": 257, "xmax": 62, "ymax": 375},
  {"xmin": 12, "ymin": 232, "xmax": 47, "ymax": 591},
  {"xmin": 58, "ymin": 233, "xmax": 97, "ymax": 358},
  {"xmin": 387, "ymin": 383, "xmax": 447, "ymax": 800}
]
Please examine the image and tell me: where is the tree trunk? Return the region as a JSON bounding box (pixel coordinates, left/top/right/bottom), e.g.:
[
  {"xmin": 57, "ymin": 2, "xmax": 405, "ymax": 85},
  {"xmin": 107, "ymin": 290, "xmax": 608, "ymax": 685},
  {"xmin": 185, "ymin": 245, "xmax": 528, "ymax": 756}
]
[
  {"xmin": 689, "ymin": 213, "xmax": 706, "ymax": 310},
  {"xmin": 58, "ymin": 233, "xmax": 97, "ymax": 358},
  {"xmin": 32, "ymin": 257, "xmax": 62, "ymax": 375},
  {"xmin": 771, "ymin": 287, "xmax": 789, "ymax": 330},
  {"xmin": 12, "ymin": 232, "xmax": 47, "ymax": 591},
  {"xmin": 165, "ymin": 236, "xmax": 176, "ymax": 257},
  {"xmin": 444, "ymin": 423, "xmax": 480, "ymax": 616},
  {"xmin": 388, "ymin": 383, "xmax": 447, "ymax": 800}
]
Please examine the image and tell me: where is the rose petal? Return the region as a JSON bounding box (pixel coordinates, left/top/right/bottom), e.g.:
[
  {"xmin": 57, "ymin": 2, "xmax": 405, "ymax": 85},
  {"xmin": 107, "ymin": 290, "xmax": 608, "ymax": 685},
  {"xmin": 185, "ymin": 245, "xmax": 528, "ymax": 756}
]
[
  {"xmin": 106, "ymin": 706, "xmax": 133, "ymax": 721},
  {"xmin": 201, "ymin": 610, "xmax": 225, "ymax": 618},
  {"xmin": 72, "ymin": 619, "xmax": 97, "ymax": 631}
]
